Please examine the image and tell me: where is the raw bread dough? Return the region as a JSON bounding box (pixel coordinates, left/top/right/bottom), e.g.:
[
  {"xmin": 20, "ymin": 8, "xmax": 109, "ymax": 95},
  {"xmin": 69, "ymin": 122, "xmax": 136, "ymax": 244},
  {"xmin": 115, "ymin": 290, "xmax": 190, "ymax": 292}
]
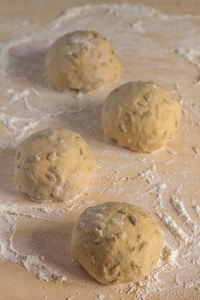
[
  {"xmin": 101, "ymin": 81, "xmax": 181, "ymax": 152},
  {"xmin": 14, "ymin": 128, "xmax": 94, "ymax": 202},
  {"xmin": 71, "ymin": 202, "xmax": 163, "ymax": 285},
  {"xmin": 45, "ymin": 30, "xmax": 120, "ymax": 92}
]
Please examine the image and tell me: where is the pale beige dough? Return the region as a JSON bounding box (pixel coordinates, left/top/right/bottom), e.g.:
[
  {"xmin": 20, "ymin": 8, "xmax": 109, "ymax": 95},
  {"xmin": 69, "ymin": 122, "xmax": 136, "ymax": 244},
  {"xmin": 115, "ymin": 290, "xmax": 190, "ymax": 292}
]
[
  {"xmin": 71, "ymin": 202, "xmax": 163, "ymax": 285},
  {"xmin": 101, "ymin": 81, "xmax": 182, "ymax": 152},
  {"xmin": 14, "ymin": 128, "xmax": 94, "ymax": 202},
  {"xmin": 45, "ymin": 30, "xmax": 120, "ymax": 92}
]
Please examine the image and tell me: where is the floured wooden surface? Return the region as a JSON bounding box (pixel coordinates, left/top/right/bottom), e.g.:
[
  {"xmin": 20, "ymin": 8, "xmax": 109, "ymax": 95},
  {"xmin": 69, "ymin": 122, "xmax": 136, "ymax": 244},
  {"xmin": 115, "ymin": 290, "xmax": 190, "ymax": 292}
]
[{"xmin": 0, "ymin": 3, "xmax": 200, "ymax": 299}]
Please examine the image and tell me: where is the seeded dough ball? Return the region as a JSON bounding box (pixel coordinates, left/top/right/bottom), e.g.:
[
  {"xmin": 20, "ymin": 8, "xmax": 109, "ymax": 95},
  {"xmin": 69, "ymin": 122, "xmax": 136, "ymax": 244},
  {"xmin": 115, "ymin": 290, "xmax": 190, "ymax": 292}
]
[
  {"xmin": 14, "ymin": 128, "xmax": 94, "ymax": 202},
  {"xmin": 45, "ymin": 30, "xmax": 120, "ymax": 92},
  {"xmin": 71, "ymin": 202, "xmax": 163, "ymax": 285},
  {"xmin": 101, "ymin": 81, "xmax": 181, "ymax": 152}
]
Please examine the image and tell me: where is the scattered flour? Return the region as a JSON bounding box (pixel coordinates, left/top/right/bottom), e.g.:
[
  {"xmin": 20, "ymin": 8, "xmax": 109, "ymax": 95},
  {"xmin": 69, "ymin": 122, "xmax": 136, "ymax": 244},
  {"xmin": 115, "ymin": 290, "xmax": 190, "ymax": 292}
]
[
  {"xmin": 138, "ymin": 163, "xmax": 156, "ymax": 184},
  {"xmin": 0, "ymin": 35, "xmax": 31, "ymax": 73},
  {"xmin": 5, "ymin": 87, "xmax": 39, "ymax": 111},
  {"xmin": 7, "ymin": 88, "xmax": 30, "ymax": 104},
  {"xmin": 0, "ymin": 2, "xmax": 199, "ymax": 299},
  {"xmin": 161, "ymin": 246, "xmax": 179, "ymax": 266},
  {"xmin": 0, "ymin": 112, "xmax": 39, "ymax": 142},
  {"xmin": 129, "ymin": 21, "xmax": 146, "ymax": 33},
  {"xmin": 170, "ymin": 196, "xmax": 199, "ymax": 232},
  {"xmin": 49, "ymin": 5, "xmax": 92, "ymax": 30},
  {"xmin": 95, "ymin": 293, "xmax": 104, "ymax": 300},
  {"xmin": 173, "ymin": 47, "xmax": 200, "ymax": 69},
  {"xmin": 155, "ymin": 210, "xmax": 189, "ymax": 243},
  {"xmin": 0, "ymin": 215, "xmax": 67, "ymax": 282},
  {"xmin": 71, "ymin": 36, "xmax": 92, "ymax": 48},
  {"xmin": 192, "ymin": 200, "xmax": 200, "ymax": 218}
]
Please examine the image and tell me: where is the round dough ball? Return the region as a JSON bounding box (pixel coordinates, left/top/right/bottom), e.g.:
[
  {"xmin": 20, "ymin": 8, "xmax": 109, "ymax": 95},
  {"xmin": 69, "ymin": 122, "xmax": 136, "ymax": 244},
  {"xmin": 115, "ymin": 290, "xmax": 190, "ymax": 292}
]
[
  {"xmin": 14, "ymin": 128, "xmax": 94, "ymax": 202},
  {"xmin": 71, "ymin": 202, "xmax": 163, "ymax": 285},
  {"xmin": 45, "ymin": 30, "xmax": 120, "ymax": 92},
  {"xmin": 101, "ymin": 81, "xmax": 181, "ymax": 152}
]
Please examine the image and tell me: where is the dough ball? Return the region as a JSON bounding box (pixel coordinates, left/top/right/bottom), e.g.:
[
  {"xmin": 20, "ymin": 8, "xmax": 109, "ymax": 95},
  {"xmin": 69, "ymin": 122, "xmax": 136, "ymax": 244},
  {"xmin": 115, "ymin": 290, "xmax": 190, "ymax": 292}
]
[
  {"xmin": 14, "ymin": 128, "xmax": 94, "ymax": 202},
  {"xmin": 71, "ymin": 202, "xmax": 163, "ymax": 285},
  {"xmin": 101, "ymin": 81, "xmax": 181, "ymax": 152},
  {"xmin": 45, "ymin": 30, "xmax": 120, "ymax": 92}
]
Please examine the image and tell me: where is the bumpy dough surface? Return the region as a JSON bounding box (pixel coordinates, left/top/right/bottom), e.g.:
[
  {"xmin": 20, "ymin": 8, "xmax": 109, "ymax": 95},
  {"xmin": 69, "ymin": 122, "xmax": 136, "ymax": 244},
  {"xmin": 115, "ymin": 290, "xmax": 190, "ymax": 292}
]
[
  {"xmin": 45, "ymin": 30, "xmax": 120, "ymax": 92},
  {"xmin": 101, "ymin": 81, "xmax": 181, "ymax": 152},
  {"xmin": 14, "ymin": 128, "xmax": 94, "ymax": 202},
  {"xmin": 71, "ymin": 202, "xmax": 163, "ymax": 285}
]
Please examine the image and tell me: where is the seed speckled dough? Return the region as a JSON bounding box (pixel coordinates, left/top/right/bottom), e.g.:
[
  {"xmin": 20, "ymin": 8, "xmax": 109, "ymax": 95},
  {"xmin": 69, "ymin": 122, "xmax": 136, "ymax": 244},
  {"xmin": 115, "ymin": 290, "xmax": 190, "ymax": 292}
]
[
  {"xmin": 101, "ymin": 81, "xmax": 181, "ymax": 152},
  {"xmin": 45, "ymin": 30, "xmax": 120, "ymax": 92},
  {"xmin": 71, "ymin": 202, "xmax": 163, "ymax": 285},
  {"xmin": 14, "ymin": 128, "xmax": 94, "ymax": 202}
]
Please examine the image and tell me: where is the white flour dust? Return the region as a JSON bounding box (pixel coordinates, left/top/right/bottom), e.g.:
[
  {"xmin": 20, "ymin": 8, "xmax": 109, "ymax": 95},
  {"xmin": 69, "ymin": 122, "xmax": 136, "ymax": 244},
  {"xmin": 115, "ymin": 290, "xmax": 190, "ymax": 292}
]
[{"xmin": 0, "ymin": 3, "xmax": 200, "ymax": 299}]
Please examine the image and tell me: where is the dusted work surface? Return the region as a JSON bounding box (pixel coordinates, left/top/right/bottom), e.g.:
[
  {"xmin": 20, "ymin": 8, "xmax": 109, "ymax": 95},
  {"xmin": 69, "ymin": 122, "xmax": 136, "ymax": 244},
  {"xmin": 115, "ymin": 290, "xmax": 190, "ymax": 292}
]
[{"xmin": 0, "ymin": 1, "xmax": 200, "ymax": 299}]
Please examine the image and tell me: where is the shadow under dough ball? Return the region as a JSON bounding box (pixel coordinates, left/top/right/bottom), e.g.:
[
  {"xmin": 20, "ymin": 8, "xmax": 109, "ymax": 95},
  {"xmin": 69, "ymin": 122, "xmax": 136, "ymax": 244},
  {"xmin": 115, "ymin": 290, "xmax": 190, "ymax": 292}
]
[
  {"xmin": 14, "ymin": 128, "xmax": 94, "ymax": 202},
  {"xmin": 71, "ymin": 202, "xmax": 163, "ymax": 285},
  {"xmin": 45, "ymin": 30, "xmax": 120, "ymax": 92},
  {"xmin": 101, "ymin": 81, "xmax": 182, "ymax": 152}
]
